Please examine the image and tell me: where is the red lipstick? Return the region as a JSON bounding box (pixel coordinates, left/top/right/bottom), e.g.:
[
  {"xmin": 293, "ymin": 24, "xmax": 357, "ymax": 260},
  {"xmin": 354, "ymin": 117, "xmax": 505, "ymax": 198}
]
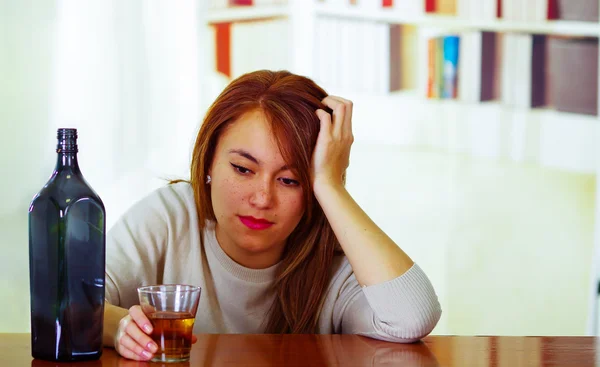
[{"xmin": 239, "ymin": 216, "xmax": 274, "ymax": 230}]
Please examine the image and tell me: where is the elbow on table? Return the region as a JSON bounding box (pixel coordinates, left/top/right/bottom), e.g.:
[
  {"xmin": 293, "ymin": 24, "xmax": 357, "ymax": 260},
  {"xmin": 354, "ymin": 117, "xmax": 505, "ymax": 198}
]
[{"xmin": 383, "ymin": 305, "xmax": 443, "ymax": 343}]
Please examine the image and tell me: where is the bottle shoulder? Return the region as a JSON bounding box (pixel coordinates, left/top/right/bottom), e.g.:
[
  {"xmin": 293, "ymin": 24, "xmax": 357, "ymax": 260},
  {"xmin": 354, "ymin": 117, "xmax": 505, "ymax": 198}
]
[{"xmin": 30, "ymin": 171, "xmax": 104, "ymax": 211}]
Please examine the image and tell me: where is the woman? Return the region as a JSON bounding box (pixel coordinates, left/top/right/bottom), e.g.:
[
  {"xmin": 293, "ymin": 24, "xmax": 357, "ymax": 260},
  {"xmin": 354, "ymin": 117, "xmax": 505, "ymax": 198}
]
[{"xmin": 103, "ymin": 70, "xmax": 442, "ymax": 361}]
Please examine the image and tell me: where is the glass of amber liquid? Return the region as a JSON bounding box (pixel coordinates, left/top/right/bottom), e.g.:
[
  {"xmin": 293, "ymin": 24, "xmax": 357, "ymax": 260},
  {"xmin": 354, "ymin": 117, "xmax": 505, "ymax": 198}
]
[{"xmin": 137, "ymin": 284, "xmax": 201, "ymax": 363}]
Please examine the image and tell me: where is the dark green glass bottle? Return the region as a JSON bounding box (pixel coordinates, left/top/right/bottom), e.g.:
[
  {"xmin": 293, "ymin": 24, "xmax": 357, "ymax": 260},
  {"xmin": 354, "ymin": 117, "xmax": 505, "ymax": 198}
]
[{"xmin": 28, "ymin": 128, "xmax": 105, "ymax": 361}]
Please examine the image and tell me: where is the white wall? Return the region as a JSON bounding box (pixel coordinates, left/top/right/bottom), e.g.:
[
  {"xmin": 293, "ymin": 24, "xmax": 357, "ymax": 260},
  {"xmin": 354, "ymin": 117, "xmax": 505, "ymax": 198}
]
[
  {"xmin": 347, "ymin": 144, "xmax": 595, "ymax": 335},
  {"xmin": 0, "ymin": 0, "xmax": 58, "ymax": 332}
]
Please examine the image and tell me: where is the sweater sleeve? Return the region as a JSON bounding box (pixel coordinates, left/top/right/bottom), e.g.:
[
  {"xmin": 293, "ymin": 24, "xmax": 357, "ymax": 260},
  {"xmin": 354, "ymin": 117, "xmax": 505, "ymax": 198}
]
[
  {"xmin": 104, "ymin": 188, "xmax": 170, "ymax": 308},
  {"xmin": 332, "ymin": 261, "xmax": 442, "ymax": 343}
]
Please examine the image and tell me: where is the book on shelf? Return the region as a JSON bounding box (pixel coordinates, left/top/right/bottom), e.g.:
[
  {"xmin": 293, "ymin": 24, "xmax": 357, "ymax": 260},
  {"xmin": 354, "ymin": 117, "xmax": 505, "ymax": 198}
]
[
  {"xmin": 346, "ymin": 0, "xmax": 412, "ymax": 11},
  {"xmin": 425, "ymin": 31, "xmax": 554, "ymax": 109},
  {"xmin": 320, "ymin": 0, "xmax": 425, "ymax": 15},
  {"xmin": 377, "ymin": 22, "xmax": 392, "ymax": 93},
  {"xmin": 393, "ymin": 0, "xmax": 425, "ymax": 16},
  {"xmin": 209, "ymin": 0, "xmax": 287, "ymax": 9},
  {"xmin": 425, "ymin": 0, "xmax": 436, "ymax": 13},
  {"xmin": 500, "ymin": 0, "xmax": 600, "ymax": 21},
  {"xmin": 215, "ymin": 23, "xmax": 231, "ymax": 77},
  {"xmin": 453, "ymin": 0, "xmax": 560, "ymax": 21},
  {"xmin": 441, "ymin": 0, "xmax": 551, "ymax": 20},
  {"xmin": 230, "ymin": 0, "xmax": 253, "ymax": 5},
  {"xmin": 507, "ymin": 0, "xmax": 548, "ymax": 21},
  {"xmin": 389, "ymin": 24, "xmax": 403, "ymax": 91},
  {"xmin": 314, "ymin": 17, "xmax": 414, "ymax": 94},
  {"xmin": 348, "ymin": 0, "xmax": 412, "ymax": 9},
  {"xmin": 212, "ymin": 18, "xmax": 290, "ymax": 80},
  {"xmin": 556, "ymin": 0, "xmax": 599, "ymax": 22},
  {"xmin": 501, "ymin": 34, "xmax": 547, "ymax": 109},
  {"xmin": 437, "ymin": 0, "xmax": 457, "ymax": 14},
  {"xmin": 316, "ymin": 0, "xmax": 600, "ymax": 21},
  {"xmin": 512, "ymin": 34, "xmax": 533, "ymax": 108},
  {"xmin": 427, "ymin": 38, "xmax": 436, "ymax": 98},
  {"xmin": 254, "ymin": 0, "xmax": 288, "ymax": 5},
  {"xmin": 457, "ymin": 0, "xmax": 499, "ymax": 20},
  {"xmin": 442, "ymin": 35, "xmax": 460, "ymax": 98},
  {"xmin": 427, "ymin": 35, "xmax": 460, "ymax": 100},
  {"xmin": 530, "ymin": 35, "xmax": 546, "ymax": 108},
  {"xmin": 436, "ymin": 37, "xmax": 444, "ymax": 97},
  {"xmin": 411, "ymin": 0, "xmax": 578, "ymax": 20},
  {"xmin": 459, "ymin": 32, "xmax": 497, "ymax": 103},
  {"xmin": 548, "ymin": 37, "xmax": 598, "ymax": 115}
]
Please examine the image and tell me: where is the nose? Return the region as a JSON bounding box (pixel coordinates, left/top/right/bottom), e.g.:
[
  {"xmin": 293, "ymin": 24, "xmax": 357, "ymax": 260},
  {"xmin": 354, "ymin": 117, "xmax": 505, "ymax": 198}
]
[{"xmin": 248, "ymin": 180, "xmax": 274, "ymax": 209}]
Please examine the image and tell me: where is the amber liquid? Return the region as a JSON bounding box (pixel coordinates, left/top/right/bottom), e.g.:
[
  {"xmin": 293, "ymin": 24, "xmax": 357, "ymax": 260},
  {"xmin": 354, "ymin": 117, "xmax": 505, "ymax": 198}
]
[{"xmin": 149, "ymin": 311, "xmax": 195, "ymax": 362}]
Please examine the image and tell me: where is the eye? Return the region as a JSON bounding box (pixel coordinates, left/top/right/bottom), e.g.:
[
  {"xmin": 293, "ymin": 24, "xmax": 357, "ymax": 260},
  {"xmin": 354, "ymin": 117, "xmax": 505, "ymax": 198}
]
[
  {"xmin": 278, "ymin": 177, "xmax": 300, "ymax": 187},
  {"xmin": 231, "ymin": 163, "xmax": 252, "ymax": 175}
]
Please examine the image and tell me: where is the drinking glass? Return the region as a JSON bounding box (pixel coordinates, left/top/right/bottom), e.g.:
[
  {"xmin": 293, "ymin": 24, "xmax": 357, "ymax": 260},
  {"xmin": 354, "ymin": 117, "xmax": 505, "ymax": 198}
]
[{"xmin": 137, "ymin": 284, "xmax": 201, "ymax": 363}]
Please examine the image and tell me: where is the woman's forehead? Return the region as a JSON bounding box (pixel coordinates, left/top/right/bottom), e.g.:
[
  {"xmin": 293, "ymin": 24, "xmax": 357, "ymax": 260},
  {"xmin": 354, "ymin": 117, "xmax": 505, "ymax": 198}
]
[{"xmin": 217, "ymin": 112, "xmax": 292, "ymax": 167}]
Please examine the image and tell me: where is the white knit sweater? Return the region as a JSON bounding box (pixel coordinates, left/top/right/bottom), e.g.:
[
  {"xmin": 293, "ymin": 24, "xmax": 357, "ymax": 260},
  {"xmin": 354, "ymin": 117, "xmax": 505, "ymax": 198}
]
[{"xmin": 105, "ymin": 182, "xmax": 442, "ymax": 342}]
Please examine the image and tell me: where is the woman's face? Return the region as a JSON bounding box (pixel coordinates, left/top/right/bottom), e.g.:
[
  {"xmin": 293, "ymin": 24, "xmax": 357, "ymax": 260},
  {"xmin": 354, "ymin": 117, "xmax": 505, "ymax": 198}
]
[{"xmin": 209, "ymin": 109, "xmax": 305, "ymax": 269}]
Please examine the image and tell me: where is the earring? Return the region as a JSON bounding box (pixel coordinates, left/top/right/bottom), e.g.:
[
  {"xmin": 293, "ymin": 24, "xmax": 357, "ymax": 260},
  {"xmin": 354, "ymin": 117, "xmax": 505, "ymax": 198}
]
[{"xmin": 206, "ymin": 175, "xmax": 211, "ymax": 184}]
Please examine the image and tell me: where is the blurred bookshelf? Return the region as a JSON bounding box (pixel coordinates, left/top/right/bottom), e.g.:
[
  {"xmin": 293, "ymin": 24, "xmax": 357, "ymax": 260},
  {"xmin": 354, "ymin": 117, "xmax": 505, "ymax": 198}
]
[
  {"xmin": 198, "ymin": 0, "xmax": 600, "ymax": 335},
  {"xmin": 206, "ymin": 3, "xmax": 290, "ymax": 24},
  {"xmin": 307, "ymin": 0, "xmax": 599, "ymax": 176},
  {"xmin": 314, "ymin": 6, "xmax": 600, "ymax": 37},
  {"xmin": 200, "ymin": 0, "xmax": 600, "ymax": 175}
]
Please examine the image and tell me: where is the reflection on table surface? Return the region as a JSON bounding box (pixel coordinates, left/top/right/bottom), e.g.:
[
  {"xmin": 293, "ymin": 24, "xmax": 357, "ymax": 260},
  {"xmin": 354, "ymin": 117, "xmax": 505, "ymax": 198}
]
[{"xmin": 1, "ymin": 333, "xmax": 596, "ymax": 366}]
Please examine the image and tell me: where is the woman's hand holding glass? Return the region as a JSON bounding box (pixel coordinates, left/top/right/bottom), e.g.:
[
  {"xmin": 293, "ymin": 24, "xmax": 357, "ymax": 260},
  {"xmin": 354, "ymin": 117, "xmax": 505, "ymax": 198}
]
[{"xmin": 114, "ymin": 305, "xmax": 158, "ymax": 361}]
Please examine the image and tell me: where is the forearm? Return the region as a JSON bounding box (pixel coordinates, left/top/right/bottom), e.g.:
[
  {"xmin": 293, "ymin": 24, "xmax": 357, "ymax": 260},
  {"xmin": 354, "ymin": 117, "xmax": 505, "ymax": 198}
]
[
  {"xmin": 103, "ymin": 302, "xmax": 129, "ymax": 348},
  {"xmin": 314, "ymin": 182, "xmax": 414, "ymax": 287}
]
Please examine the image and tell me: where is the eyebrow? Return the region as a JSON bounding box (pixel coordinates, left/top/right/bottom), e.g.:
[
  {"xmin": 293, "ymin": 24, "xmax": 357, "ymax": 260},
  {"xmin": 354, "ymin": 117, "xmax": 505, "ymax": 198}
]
[{"xmin": 228, "ymin": 149, "xmax": 292, "ymax": 172}]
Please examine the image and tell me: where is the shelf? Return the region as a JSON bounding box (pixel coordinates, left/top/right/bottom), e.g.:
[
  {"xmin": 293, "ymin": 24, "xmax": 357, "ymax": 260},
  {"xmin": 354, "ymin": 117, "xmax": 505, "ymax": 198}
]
[
  {"xmin": 466, "ymin": 19, "xmax": 600, "ymax": 37},
  {"xmin": 314, "ymin": 5, "xmax": 600, "ymax": 37},
  {"xmin": 341, "ymin": 92, "xmax": 598, "ymax": 174},
  {"xmin": 206, "ymin": 5, "xmax": 290, "ymax": 24}
]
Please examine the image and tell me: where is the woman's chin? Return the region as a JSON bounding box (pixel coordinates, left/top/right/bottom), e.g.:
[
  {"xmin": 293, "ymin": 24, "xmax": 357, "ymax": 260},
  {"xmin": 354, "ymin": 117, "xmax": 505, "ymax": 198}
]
[{"xmin": 237, "ymin": 239, "xmax": 278, "ymax": 255}]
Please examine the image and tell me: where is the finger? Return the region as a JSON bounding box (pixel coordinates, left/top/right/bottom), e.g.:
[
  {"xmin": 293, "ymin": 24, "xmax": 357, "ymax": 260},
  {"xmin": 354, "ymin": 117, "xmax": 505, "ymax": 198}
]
[
  {"xmin": 327, "ymin": 95, "xmax": 352, "ymax": 112},
  {"xmin": 192, "ymin": 335, "xmax": 198, "ymax": 344},
  {"xmin": 119, "ymin": 333, "xmax": 153, "ymax": 361},
  {"xmin": 321, "ymin": 96, "xmax": 350, "ymax": 137},
  {"xmin": 117, "ymin": 345, "xmax": 151, "ymax": 362},
  {"xmin": 123, "ymin": 316, "xmax": 158, "ymax": 354},
  {"xmin": 341, "ymin": 100, "xmax": 353, "ymax": 139},
  {"xmin": 129, "ymin": 305, "xmax": 153, "ymax": 334},
  {"xmin": 315, "ymin": 109, "xmax": 333, "ymax": 136},
  {"xmin": 322, "ymin": 95, "xmax": 344, "ymax": 108},
  {"xmin": 326, "ymin": 96, "xmax": 353, "ymax": 138},
  {"xmin": 321, "ymin": 96, "xmax": 344, "ymax": 121},
  {"xmin": 115, "ymin": 344, "xmax": 139, "ymax": 361}
]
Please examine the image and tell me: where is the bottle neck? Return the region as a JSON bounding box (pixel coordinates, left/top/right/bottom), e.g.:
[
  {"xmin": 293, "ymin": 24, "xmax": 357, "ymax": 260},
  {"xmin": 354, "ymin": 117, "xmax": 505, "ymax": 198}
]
[
  {"xmin": 55, "ymin": 152, "xmax": 81, "ymax": 174},
  {"xmin": 55, "ymin": 128, "xmax": 80, "ymax": 174}
]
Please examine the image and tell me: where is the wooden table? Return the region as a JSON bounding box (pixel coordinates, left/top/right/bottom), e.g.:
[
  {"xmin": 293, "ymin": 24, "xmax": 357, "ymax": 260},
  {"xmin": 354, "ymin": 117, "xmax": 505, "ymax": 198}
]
[{"xmin": 0, "ymin": 334, "xmax": 596, "ymax": 366}]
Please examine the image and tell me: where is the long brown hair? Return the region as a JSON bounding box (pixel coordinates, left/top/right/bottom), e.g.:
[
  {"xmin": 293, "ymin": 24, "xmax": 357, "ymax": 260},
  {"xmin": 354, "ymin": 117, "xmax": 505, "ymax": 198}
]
[{"xmin": 188, "ymin": 70, "xmax": 341, "ymax": 333}]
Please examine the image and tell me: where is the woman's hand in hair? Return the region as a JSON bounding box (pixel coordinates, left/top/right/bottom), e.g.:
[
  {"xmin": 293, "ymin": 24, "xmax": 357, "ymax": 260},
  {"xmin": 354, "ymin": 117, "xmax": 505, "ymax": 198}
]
[
  {"xmin": 312, "ymin": 96, "xmax": 415, "ymax": 288},
  {"xmin": 312, "ymin": 96, "xmax": 354, "ymax": 190}
]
